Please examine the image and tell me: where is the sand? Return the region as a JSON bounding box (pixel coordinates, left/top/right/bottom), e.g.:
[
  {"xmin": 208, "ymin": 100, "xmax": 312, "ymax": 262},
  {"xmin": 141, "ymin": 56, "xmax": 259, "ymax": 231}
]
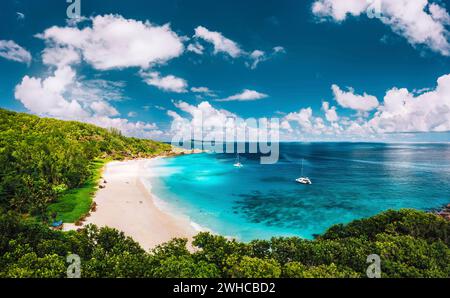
[{"xmin": 74, "ymin": 158, "xmax": 197, "ymax": 251}]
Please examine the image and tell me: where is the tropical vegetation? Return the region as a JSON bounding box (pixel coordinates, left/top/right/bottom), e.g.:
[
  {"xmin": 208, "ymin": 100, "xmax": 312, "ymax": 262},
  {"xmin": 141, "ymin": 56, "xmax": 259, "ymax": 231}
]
[
  {"xmin": 0, "ymin": 209, "xmax": 448, "ymax": 278},
  {"xmin": 0, "ymin": 109, "xmax": 448, "ymax": 278},
  {"xmin": 0, "ymin": 109, "xmax": 171, "ymax": 220}
]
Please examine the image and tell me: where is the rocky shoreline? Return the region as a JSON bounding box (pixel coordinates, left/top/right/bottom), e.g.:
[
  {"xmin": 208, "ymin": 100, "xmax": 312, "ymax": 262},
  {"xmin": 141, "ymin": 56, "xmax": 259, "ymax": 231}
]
[{"xmin": 435, "ymin": 204, "xmax": 450, "ymax": 221}]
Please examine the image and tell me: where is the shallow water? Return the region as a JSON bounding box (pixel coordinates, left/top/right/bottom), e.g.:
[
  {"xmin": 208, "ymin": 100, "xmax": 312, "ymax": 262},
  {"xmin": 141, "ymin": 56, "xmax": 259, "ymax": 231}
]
[{"xmin": 145, "ymin": 143, "xmax": 450, "ymax": 241}]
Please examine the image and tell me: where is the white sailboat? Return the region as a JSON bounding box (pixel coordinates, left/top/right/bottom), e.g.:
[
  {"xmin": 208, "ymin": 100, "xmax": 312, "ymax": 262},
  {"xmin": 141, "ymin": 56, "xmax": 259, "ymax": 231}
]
[
  {"xmin": 234, "ymin": 153, "xmax": 243, "ymax": 168},
  {"xmin": 296, "ymin": 159, "xmax": 312, "ymax": 184}
]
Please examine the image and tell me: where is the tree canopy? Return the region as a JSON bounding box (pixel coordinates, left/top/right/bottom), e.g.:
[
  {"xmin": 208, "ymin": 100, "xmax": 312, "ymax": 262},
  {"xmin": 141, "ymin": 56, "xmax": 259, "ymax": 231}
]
[
  {"xmin": 0, "ymin": 209, "xmax": 448, "ymax": 278},
  {"xmin": 0, "ymin": 109, "xmax": 171, "ymax": 215}
]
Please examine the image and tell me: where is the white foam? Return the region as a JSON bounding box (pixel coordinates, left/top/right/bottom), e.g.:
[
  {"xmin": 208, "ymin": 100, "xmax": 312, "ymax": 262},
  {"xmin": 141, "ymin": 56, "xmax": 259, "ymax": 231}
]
[{"xmin": 139, "ymin": 177, "xmax": 211, "ymax": 234}]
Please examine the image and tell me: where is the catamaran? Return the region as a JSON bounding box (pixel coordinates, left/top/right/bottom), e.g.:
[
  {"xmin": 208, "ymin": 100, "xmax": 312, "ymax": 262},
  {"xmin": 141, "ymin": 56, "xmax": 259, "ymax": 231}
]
[
  {"xmin": 296, "ymin": 159, "xmax": 312, "ymax": 184},
  {"xmin": 234, "ymin": 153, "xmax": 243, "ymax": 168}
]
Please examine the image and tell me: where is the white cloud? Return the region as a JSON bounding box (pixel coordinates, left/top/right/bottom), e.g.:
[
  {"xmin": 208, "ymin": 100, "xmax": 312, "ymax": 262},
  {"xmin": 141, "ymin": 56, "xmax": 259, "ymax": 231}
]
[
  {"xmin": 127, "ymin": 111, "xmax": 137, "ymax": 117},
  {"xmin": 0, "ymin": 40, "xmax": 32, "ymax": 64},
  {"xmin": 312, "ymin": 0, "xmax": 450, "ymax": 56},
  {"xmin": 39, "ymin": 14, "xmax": 184, "ymax": 70},
  {"xmin": 284, "ymin": 107, "xmax": 315, "ymax": 132},
  {"xmin": 187, "ymin": 42, "xmax": 204, "ymax": 55},
  {"xmin": 165, "ymin": 71, "xmax": 450, "ymax": 142},
  {"xmin": 193, "ymin": 26, "xmax": 242, "ymax": 58},
  {"xmin": 140, "ymin": 71, "xmax": 188, "ymax": 93},
  {"xmin": 192, "ymin": 26, "xmax": 285, "ymax": 69},
  {"xmin": 247, "ymin": 47, "xmax": 286, "ymax": 69},
  {"xmin": 90, "ymin": 101, "xmax": 119, "ymax": 117},
  {"xmin": 322, "ymin": 101, "xmax": 339, "ymax": 122},
  {"xmin": 332, "ymin": 84, "xmax": 379, "ymax": 112},
  {"xmin": 191, "ymin": 86, "xmax": 210, "ymax": 93},
  {"xmin": 282, "ymin": 106, "xmax": 347, "ymax": 138},
  {"xmin": 429, "ymin": 3, "xmax": 450, "ymax": 24},
  {"xmin": 217, "ymin": 89, "xmax": 268, "ymax": 102},
  {"xmin": 368, "ymin": 73, "xmax": 450, "ymax": 133},
  {"xmin": 15, "ymin": 66, "xmax": 87, "ymax": 119},
  {"xmin": 14, "ymin": 66, "xmax": 162, "ymax": 139},
  {"xmin": 42, "ymin": 45, "xmax": 80, "ymax": 67},
  {"xmin": 191, "ymin": 86, "xmax": 216, "ymax": 97},
  {"xmin": 312, "ymin": 0, "xmax": 368, "ymax": 21},
  {"xmin": 248, "ymin": 50, "xmax": 266, "ymax": 69},
  {"xmin": 89, "ymin": 116, "xmax": 162, "ymax": 138},
  {"xmin": 167, "ymin": 100, "xmax": 278, "ymax": 143}
]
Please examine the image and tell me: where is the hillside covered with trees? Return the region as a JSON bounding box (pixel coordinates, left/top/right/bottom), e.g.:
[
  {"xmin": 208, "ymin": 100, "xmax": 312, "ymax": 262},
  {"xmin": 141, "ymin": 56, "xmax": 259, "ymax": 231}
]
[
  {"xmin": 0, "ymin": 109, "xmax": 171, "ymax": 217},
  {"xmin": 0, "ymin": 209, "xmax": 448, "ymax": 278}
]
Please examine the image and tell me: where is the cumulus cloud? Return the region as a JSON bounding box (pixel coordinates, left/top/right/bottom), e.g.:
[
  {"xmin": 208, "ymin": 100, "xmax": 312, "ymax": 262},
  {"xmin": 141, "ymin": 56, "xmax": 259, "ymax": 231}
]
[
  {"xmin": 90, "ymin": 101, "xmax": 119, "ymax": 117},
  {"xmin": 332, "ymin": 84, "xmax": 379, "ymax": 112},
  {"xmin": 322, "ymin": 101, "xmax": 339, "ymax": 122},
  {"xmin": 217, "ymin": 89, "xmax": 268, "ymax": 102},
  {"xmin": 166, "ymin": 74, "xmax": 450, "ymax": 142},
  {"xmin": 38, "ymin": 14, "xmax": 184, "ymax": 70},
  {"xmin": 368, "ymin": 73, "xmax": 450, "ymax": 133},
  {"xmin": 312, "ymin": 0, "xmax": 368, "ymax": 21},
  {"xmin": 312, "ymin": 0, "xmax": 450, "ymax": 56},
  {"xmin": 42, "ymin": 45, "xmax": 80, "ymax": 67},
  {"xmin": 140, "ymin": 71, "xmax": 188, "ymax": 93},
  {"xmin": 282, "ymin": 106, "xmax": 349, "ymax": 139},
  {"xmin": 14, "ymin": 66, "xmax": 162, "ymax": 138},
  {"xmin": 167, "ymin": 100, "xmax": 279, "ymax": 144},
  {"xmin": 165, "ymin": 71, "xmax": 450, "ymax": 142},
  {"xmin": 15, "ymin": 66, "xmax": 88, "ymax": 119},
  {"xmin": 288, "ymin": 73, "xmax": 450, "ymax": 136},
  {"xmin": 248, "ymin": 50, "xmax": 266, "ymax": 69},
  {"xmin": 0, "ymin": 40, "xmax": 32, "ymax": 64},
  {"xmin": 193, "ymin": 26, "xmax": 242, "ymax": 58},
  {"xmin": 284, "ymin": 107, "xmax": 315, "ymax": 132}
]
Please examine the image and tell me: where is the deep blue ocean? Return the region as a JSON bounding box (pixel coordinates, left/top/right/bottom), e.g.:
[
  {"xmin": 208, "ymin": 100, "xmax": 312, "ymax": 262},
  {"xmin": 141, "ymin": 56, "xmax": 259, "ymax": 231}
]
[{"xmin": 145, "ymin": 143, "xmax": 450, "ymax": 241}]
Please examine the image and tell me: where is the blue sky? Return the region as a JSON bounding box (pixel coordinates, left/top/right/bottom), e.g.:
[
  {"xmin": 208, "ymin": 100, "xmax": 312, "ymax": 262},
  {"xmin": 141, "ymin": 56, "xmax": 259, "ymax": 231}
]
[{"xmin": 1, "ymin": 0, "xmax": 450, "ymax": 142}]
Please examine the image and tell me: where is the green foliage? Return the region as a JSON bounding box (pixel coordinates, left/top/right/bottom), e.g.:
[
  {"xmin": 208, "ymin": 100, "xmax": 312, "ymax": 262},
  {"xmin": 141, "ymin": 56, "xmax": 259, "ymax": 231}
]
[
  {"xmin": 47, "ymin": 159, "xmax": 106, "ymax": 222},
  {"xmin": 321, "ymin": 209, "xmax": 450, "ymax": 245},
  {"xmin": 1, "ymin": 253, "xmax": 66, "ymax": 278},
  {"xmin": 283, "ymin": 262, "xmax": 360, "ymax": 278},
  {"xmin": 152, "ymin": 256, "xmax": 220, "ymax": 278},
  {"xmin": 0, "ymin": 109, "xmax": 171, "ymax": 218},
  {"xmin": 0, "ymin": 210, "xmax": 449, "ymax": 278},
  {"xmin": 228, "ymin": 256, "xmax": 282, "ymax": 278}
]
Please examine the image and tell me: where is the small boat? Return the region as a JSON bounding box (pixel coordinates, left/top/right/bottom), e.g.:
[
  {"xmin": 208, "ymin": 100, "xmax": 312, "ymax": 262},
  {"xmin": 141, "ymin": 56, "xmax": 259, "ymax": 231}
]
[
  {"xmin": 296, "ymin": 177, "xmax": 312, "ymax": 184},
  {"xmin": 234, "ymin": 153, "xmax": 243, "ymax": 168},
  {"xmin": 51, "ymin": 220, "xmax": 64, "ymax": 230},
  {"xmin": 296, "ymin": 159, "xmax": 312, "ymax": 184}
]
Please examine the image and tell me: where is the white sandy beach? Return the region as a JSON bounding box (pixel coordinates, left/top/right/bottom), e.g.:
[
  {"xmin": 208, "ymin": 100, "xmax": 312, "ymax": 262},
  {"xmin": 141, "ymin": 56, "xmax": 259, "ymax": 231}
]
[{"xmin": 77, "ymin": 158, "xmax": 197, "ymax": 251}]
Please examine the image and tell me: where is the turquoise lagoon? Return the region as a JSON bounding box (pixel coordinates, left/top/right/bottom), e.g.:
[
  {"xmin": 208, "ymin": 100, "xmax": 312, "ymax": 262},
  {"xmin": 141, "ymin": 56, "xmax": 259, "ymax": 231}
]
[{"xmin": 144, "ymin": 143, "xmax": 450, "ymax": 242}]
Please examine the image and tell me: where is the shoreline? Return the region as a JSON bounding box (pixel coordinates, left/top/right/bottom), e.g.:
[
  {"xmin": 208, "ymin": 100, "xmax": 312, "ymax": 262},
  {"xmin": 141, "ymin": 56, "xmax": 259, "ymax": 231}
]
[
  {"xmin": 65, "ymin": 149, "xmax": 204, "ymax": 251},
  {"xmin": 63, "ymin": 148, "xmax": 450, "ymax": 250}
]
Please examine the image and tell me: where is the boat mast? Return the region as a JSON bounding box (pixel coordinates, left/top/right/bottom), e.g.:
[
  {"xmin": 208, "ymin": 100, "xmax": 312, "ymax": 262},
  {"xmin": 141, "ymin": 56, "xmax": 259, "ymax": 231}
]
[{"xmin": 301, "ymin": 159, "xmax": 304, "ymax": 177}]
